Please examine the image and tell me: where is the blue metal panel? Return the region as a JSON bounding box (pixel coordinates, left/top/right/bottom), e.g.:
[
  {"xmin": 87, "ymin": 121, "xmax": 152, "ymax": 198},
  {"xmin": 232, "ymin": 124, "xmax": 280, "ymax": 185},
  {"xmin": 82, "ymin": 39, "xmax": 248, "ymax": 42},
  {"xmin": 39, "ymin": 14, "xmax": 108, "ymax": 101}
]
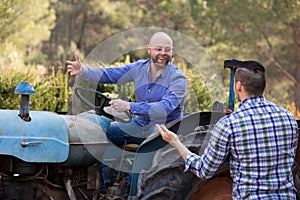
[
  {"xmin": 228, "ymin": 69, "xmax": 236, "ymax": 112},
  {"xmin": 0, "ymin": 110, "xmax": 69, "ymax": 163}
]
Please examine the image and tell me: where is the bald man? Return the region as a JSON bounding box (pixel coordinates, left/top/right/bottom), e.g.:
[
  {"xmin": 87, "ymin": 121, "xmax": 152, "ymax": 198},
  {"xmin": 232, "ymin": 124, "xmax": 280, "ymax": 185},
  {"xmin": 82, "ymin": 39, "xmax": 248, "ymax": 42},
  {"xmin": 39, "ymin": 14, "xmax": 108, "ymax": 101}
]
[{"xmin": 66, "ymin": 32, "xmax": 187, "ymax": 146}]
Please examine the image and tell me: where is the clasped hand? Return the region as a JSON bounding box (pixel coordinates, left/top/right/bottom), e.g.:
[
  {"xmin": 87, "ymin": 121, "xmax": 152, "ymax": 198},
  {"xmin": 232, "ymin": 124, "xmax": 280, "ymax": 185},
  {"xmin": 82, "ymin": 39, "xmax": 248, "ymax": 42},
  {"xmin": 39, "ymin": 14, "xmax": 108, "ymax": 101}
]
[{"xmin": 109, "ymin": 99, "xmax": 130, "ymax": 112}]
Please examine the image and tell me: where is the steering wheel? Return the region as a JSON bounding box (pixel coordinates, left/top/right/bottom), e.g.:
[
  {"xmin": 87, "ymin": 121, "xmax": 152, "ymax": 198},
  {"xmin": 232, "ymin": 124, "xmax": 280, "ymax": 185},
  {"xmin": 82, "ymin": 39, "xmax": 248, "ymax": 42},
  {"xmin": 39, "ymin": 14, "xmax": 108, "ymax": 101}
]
[{"xmin": 74, "ymin": 86, "xmax": 132, "ymax": 123}]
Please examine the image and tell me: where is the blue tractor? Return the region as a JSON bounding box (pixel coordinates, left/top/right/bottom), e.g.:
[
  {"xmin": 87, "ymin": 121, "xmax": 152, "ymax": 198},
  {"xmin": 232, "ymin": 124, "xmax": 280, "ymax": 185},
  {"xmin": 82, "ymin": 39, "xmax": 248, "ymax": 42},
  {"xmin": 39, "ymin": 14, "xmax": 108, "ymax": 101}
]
[{"xmin": 0, "ymin": 60, "xmax": 299, "ymax": 200}]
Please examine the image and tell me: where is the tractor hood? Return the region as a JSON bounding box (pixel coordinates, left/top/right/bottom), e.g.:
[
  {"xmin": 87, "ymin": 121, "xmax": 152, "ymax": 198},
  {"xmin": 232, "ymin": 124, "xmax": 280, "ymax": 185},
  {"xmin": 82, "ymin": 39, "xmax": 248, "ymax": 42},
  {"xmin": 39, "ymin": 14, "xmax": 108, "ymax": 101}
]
[{"xmin": 0, "ymin": 110, "xmax": 69, "ymax": 163}]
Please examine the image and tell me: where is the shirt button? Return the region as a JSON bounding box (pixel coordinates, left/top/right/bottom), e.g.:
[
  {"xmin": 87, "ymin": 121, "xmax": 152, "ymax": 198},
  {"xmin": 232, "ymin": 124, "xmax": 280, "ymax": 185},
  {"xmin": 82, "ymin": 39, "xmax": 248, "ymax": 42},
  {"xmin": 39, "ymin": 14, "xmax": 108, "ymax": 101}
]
[{"xmin": 148, "ymin": 89, "xmax": 150, "ymax": 92}]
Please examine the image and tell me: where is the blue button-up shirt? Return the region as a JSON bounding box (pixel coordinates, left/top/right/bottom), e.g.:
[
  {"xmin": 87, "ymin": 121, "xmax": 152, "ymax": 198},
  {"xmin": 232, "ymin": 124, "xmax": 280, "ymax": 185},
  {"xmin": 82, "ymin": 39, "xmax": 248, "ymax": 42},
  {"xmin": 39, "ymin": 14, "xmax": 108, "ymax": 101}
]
[
  {"xmin": 185, "ymin": 96, "xmax": 298, "ymax": 199},
  {"xmin": 81, "ymin": 59, "xmax": 187, "ymax": 127}
]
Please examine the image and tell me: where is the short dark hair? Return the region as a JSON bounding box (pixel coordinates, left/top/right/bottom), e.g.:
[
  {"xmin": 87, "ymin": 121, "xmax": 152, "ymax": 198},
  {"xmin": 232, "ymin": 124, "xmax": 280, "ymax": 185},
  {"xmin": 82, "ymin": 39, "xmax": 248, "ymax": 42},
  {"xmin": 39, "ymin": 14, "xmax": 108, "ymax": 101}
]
[{"xmin": 234, "ymin": 61, "xmax": 266, "ymax": 96}]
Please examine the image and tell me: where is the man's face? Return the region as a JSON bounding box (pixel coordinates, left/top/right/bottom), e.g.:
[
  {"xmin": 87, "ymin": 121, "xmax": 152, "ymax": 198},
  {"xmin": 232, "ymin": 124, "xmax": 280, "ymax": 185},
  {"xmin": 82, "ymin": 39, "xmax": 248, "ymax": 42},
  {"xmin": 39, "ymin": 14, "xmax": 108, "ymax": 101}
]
[
  {"xmin": 148, "ymin": 46, "xmax": 173, "ymax": 67},
  {"xmin": 147, "ymin": 35, "xmax": 173, "ymax": 67}
]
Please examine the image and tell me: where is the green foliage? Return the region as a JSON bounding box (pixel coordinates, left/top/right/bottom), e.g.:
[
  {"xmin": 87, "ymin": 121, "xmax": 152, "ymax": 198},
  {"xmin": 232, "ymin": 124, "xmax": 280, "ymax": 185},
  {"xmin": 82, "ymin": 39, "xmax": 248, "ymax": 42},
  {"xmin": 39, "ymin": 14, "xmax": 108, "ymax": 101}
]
[
  {"xmin": 0, "ymin": 66, "xmax": 35, "ymax": 109},
  {"xmin": 31, "ymin": 67, "xmax": 69, "ymax": 112},
  {"xmin": 0, "ymin": 65, "xmax": 69, "ymax": 112},
  {"xmin": 189, "ymin": 0, "xmax": 300, "ymax": 109},
  {"xmin": 0, "ymin": 0, "xmax": 55, "ymax": 66},
  {"xmin": 176, "ymin": 62, "xmax": 212, "ymax": 113},
  {"xmin": 1, "ymin": 0, "xmax": 300, "ymax": 113}
]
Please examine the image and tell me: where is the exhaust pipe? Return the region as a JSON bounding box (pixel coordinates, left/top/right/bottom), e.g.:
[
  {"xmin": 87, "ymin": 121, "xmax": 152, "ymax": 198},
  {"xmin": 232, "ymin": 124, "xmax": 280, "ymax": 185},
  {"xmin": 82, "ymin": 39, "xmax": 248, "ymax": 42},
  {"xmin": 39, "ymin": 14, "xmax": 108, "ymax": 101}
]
[{"xmin": 14, "ymin": 82, "xmax": 35, "ymax": 121}]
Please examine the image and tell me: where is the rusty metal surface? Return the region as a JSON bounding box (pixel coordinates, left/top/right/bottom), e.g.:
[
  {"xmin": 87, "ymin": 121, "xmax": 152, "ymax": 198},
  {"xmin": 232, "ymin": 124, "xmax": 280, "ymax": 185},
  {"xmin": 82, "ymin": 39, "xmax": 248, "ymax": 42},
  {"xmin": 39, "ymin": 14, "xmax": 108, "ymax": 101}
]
[
  {"xmin": 189, "ymin": 176, "xmax": 232, "ymax": 200},
  {"xmin": 60, "ymin": 114, "xmax": 110, "ymax": 166}
]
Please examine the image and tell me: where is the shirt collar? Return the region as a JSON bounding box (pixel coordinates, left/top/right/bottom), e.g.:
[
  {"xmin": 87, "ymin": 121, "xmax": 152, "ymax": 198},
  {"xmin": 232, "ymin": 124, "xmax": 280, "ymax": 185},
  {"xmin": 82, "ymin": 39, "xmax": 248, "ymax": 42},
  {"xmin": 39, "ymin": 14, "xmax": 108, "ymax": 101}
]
[
  {"xmin": 238, "ymin": 96, "xmax": 265, "ymax": 108},
  {"xmin": 147, "ymin": 60, "xmax": 171, "ymax": 79}
]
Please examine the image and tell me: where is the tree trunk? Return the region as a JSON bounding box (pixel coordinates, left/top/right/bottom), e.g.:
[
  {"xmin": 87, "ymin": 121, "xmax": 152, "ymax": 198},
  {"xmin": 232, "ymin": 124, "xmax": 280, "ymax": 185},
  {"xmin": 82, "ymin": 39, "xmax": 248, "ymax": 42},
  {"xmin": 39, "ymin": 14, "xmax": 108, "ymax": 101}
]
[{"xmin": 77, "ymin": 11, "xmax": 87, "ymax": 50}]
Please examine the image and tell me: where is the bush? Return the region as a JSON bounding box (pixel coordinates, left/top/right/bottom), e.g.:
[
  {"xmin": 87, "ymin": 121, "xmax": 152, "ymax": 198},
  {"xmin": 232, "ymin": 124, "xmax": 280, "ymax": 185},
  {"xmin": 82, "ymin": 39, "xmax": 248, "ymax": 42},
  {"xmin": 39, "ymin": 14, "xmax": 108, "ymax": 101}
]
[
  {"xmin": 0, "ymin": 65, "xmax": 69, "ymax": 112},
  {"xmin": 0, "ymin": 59, "xmax": 215, "ymax": 114}
]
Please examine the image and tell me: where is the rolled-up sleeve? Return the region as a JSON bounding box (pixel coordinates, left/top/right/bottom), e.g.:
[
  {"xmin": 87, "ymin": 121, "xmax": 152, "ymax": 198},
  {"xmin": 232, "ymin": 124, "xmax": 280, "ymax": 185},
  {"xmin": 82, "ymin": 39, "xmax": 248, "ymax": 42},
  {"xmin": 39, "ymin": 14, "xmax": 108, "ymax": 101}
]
[{"xmin": 185, "ymin": 153, "xmax": 203, "ymax": 178}]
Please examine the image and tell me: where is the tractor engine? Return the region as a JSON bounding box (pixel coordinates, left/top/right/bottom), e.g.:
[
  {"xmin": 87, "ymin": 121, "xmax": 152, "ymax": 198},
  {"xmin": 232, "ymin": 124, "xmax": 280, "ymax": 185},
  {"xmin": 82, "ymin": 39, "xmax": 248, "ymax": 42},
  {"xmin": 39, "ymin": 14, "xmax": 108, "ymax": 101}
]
[{"xmin": 0, "ymin": 82, "xmax": 111, "ymax": 199}]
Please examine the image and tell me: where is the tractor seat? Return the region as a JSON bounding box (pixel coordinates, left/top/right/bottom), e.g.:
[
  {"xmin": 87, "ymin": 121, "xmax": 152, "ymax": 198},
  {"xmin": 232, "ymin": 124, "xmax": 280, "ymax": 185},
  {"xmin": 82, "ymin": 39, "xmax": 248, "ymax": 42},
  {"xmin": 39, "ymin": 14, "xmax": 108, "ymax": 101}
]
[
  {"xmin": 119, "ymin": 134, "xmax": 141, "ymax": 152},
  {"xmin": 122, "ymin": 143, "xmax": 139, "ymax": 152}
]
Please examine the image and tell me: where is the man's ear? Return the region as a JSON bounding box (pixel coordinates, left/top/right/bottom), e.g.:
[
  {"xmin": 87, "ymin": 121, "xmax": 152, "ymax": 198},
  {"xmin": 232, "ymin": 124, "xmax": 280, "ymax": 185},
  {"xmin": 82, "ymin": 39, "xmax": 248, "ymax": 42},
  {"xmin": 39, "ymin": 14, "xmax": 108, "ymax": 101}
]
[
  {"xmin": 146, "ymin": 45, "xmax": 151, "ymax": 54},
  {"xmin": 235, "ymin": 81, "xmax": 242, "ymax": 92}
]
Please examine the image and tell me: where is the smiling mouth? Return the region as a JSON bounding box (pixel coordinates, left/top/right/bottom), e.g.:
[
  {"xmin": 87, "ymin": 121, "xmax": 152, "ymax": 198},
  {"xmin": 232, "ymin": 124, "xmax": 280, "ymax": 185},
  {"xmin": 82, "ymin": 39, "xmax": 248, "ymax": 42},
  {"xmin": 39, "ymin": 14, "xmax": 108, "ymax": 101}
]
[
  {"xmin": 154, "ymin": 60, "xmax": 168, "ymax": 67},
  {"xmin": 157, "ymin": 58, "xmax": 166, "ymax": 63},
  {"xmin": 156, "ymin": 56, "xmax": 169, "ymax": 64}
]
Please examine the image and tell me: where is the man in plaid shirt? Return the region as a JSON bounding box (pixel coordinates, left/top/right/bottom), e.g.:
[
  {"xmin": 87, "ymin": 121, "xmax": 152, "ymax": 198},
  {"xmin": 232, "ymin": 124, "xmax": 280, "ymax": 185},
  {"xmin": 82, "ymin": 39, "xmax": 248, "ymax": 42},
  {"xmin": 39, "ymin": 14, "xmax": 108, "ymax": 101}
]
[{"xmin": 157, "ymin": 60, "xmax": 298, "ymax": 199}]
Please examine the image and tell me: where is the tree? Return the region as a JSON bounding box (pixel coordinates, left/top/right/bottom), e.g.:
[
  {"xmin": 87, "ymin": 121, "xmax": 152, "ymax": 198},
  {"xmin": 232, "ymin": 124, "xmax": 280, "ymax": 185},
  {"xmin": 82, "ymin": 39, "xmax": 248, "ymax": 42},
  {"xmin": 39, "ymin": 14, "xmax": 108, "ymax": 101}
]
[
  {"xmin": 46, "ymin": 0, "xmax": 142, "ymax": 66},
  {"xmin": 189, "ymin": 0, "xmax": 300, "ymax": 110},
  {"xmin": 0, "ymin": 0, "xmax": 55, "ymax": 66},
  {"xmin": 43, "ymin": 0, "xmax": 299, "ymax": 112}
]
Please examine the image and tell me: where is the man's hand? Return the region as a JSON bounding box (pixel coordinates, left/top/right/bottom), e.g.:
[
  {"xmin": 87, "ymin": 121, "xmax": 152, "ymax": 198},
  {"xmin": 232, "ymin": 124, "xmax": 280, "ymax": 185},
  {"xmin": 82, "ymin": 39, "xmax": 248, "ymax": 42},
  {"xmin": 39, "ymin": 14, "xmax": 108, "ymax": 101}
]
[
  {"xmin": 66, "ymin": 53, "xmax": 82, "ymax": 76},
  {"xmin": 156, "ymin": 124, "xmax": 180, "ymax": 146},
  {"xmin": 156, "ymin": 124, "xmax": 191, "ymax": 160},
  {"xmin": 109, "ymin": 99, "xmax": 130, "ymax": 112}
]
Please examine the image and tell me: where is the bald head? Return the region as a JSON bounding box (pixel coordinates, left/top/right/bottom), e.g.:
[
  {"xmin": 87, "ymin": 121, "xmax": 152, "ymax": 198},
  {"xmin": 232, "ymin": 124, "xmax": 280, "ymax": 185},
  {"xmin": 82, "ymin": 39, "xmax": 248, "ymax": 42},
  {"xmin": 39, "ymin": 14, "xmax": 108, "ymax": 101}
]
[{"xmin": 148, "ymin": 32, "xmax": 173, "ymax": 47}]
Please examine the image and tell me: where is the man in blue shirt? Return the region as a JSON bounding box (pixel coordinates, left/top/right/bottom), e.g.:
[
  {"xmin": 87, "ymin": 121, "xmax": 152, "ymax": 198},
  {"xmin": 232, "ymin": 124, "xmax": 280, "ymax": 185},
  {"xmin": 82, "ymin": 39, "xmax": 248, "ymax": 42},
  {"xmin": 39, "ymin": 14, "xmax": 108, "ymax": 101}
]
[
  {"xmin": 157, "ymin": 60, "xmax": 298, "ymax": 199},
  {"xmin": 66, "ymin": 32, "xmax": 187, "ymax": 146}
]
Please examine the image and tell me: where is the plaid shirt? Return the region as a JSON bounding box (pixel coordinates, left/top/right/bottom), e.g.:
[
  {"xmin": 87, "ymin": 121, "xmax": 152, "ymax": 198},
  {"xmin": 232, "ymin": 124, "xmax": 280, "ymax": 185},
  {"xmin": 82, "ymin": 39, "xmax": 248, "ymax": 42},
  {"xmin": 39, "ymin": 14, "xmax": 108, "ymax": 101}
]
[{"xmin": 185, "ymin": 96, "xmax": 298, "ymax": 199}]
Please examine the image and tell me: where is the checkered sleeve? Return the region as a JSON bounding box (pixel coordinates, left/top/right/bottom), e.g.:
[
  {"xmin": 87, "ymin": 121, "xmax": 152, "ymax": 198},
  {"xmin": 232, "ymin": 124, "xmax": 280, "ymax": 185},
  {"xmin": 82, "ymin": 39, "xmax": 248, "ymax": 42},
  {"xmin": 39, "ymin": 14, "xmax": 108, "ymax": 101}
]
[
  {"xmin": 184, "ymin": 153, "xmax": 203, "ymax": 177},
  {"xmin": 184, "ymin": 117, "xmax": 231, "ymax": 179}
]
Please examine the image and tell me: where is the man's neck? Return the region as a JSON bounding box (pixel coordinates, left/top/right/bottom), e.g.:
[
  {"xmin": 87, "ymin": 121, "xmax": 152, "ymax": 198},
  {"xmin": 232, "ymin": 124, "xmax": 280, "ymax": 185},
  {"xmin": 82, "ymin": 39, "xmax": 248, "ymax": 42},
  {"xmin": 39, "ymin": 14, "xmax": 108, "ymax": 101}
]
[{"xmin": 150, "ymin": 63, "xmax": 167, "ymax": 81}]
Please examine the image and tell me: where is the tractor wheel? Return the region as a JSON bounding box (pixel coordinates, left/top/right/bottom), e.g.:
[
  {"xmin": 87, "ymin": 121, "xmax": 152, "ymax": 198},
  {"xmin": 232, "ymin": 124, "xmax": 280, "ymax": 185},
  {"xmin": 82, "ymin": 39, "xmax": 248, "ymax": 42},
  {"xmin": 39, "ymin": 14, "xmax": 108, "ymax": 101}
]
[
  {"xmin": 136, "ymin": 160, "xmax": 201, "ymax": 200},
  {"xmin": 136, "ymin": 159, "xmax": 231, "ymax": 200},
  {"xmin": 136, "ymin": 129, "xmax": 232, "ymax": 200}
]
